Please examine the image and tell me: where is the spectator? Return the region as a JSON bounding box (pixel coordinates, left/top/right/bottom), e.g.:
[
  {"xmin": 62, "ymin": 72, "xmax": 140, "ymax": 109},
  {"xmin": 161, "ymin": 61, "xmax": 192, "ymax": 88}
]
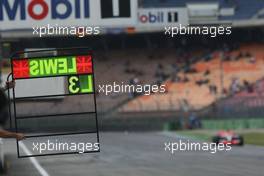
[
  {"xmin": 230, "ymin": 77, "xmax": 240, "ymax": 94},
  {"xmin": 209, "ymin": 84, "xmax": 218, "ymax": 95},
  {"xmin": 249, "ymin": 56, "xmax": 256, "ymax": 64},
  {"xmin": 243, "ymin": 80, "xmax": 254, "ymax": 93},
  {"xmin": 124, "ymin": 60, "xmax": 131, "ymax": 73},
  {"xmin": 204, "ymin": 69, "xmax": 210, "ymax": 76},
  {"xmin": 183, "ymin": 75, "xmax": 190, "ymax": 83}
]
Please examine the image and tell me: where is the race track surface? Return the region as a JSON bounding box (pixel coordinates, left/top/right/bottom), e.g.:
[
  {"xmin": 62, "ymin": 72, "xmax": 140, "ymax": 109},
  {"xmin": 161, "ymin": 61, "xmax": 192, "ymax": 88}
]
[{"xmin": 3, "ymin": 132, "xmax": 264, "ymax": 176}]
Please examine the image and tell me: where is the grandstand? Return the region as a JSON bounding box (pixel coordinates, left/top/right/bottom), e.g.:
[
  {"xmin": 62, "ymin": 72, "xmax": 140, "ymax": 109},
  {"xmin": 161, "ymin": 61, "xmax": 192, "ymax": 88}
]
[
  {"xmin": 3, "ymin": 32, "xmax": 264, "ymax": 118},
  {"xmin": 119, "ymin": 43, "xmax": 264, "ymax": 113},
  {"xmin": 0, "ymin": 46, "xmax": 215, "ymax": 118},
  {"xmin": 209, "ymin": 78, "xmax": 264, "ymax": 119}
]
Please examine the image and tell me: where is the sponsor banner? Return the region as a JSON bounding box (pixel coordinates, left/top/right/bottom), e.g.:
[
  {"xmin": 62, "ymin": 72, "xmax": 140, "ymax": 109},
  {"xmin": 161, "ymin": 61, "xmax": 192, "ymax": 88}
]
[
  {"xmin": 138, "ymin": 8, "xmax": 188, "ymax": 27},
  {"xmin": 0, "ymin": 0, "xmax": 137, "ymax": 30}
]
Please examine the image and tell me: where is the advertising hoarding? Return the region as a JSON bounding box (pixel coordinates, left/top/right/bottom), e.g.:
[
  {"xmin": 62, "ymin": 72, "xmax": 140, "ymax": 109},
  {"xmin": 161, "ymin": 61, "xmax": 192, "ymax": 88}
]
[
  {"xmin": 138, "ymin": 8, "xmax": 189, "ymax": 27},
  {"xmin": 0, "ymin": 0, "xmax": 137, "ymax": 30}
]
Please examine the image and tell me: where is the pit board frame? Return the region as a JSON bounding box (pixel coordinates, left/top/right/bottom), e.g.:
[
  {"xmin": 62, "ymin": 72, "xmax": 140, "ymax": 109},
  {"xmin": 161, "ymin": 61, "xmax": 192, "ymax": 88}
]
[{"xmin": 7, "ymin": 48, "xmax": 100, "ymax": 158}]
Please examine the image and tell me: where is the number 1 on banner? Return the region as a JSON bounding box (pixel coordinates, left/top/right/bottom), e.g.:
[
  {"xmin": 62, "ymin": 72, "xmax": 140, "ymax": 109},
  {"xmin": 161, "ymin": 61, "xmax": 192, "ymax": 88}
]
[
  {"xmin": 68, "ymin": 75, "xmax": 93, "ymax": 94},
  {"xmin": 113, "ymin": 0, "xmax": 120, "ymax": 16}
]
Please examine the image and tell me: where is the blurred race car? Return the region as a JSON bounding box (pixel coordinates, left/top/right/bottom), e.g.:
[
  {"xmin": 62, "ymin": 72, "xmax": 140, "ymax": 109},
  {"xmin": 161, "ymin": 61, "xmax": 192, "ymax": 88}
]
[{"xmin": 212, "ymin": 130, "xmax": 244, "ymax": 146}]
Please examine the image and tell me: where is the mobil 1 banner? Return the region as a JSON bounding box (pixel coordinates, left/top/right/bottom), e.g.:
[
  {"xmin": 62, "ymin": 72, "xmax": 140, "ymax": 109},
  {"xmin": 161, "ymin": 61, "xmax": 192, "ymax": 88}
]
[
  {"xmin": 0, "ymin": 0, "xmax": 137, "ymax": 30},
  {"xmin": 138, "ymin": 8, "xmax": 189, "ymax": 27}
]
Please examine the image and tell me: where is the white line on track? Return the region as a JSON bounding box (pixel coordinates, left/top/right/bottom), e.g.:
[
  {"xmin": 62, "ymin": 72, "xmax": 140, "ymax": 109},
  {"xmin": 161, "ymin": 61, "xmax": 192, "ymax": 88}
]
[{"xmin": 20, "ymin": 142, "xmax": 50, "ymax": 176}]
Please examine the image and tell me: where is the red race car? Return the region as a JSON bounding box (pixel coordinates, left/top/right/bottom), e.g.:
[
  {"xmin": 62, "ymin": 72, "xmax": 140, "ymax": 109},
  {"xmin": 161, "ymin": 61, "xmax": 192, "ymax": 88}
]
[{"xmin": 212, "ymin": 130, "xmax": 244, "ymax": 146}]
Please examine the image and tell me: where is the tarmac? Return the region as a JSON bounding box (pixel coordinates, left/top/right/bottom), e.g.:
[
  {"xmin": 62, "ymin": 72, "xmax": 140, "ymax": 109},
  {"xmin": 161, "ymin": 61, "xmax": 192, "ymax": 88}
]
[{"xmin": 2, "ymin": 132, "xmax": 264, "ymax": 176}]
